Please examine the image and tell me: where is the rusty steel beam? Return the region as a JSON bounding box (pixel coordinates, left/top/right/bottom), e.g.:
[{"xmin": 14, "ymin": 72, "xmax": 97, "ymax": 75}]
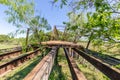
[
  {"xmin": 73, "ymin": 48, "xmax": 120, "ymax": 80},
  {"xmin": 24, "ymin": 47, "xmax": 59, "ymax": 80},
  {"xmin": 0, "ymin": 46, "xmax": 22, "ymax": 53},
  {"xmin": 63, "ymin": 48, "xmax": 87, "ymax": 80},
  {"xmin": 0, "ymin": 49, "xmax": 22, "ymax": 60},
  {"xmin": 85, "ymin": 49, "xmax": 120, "ymax": 66},
  {"xmin": 0, "ymin": 48, "xmax": 41, "ymax": 75}
]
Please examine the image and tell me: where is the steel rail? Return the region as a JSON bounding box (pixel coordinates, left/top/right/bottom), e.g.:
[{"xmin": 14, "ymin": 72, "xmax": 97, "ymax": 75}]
[
  {"xmin": 85, "ymin": 49, "xmax": 120, "ymax": 66},
  {"xmin": 63, "ymin": 48, "xmax": 87, "ymax": 80},
  {"xmin": 0, "ymin": 49, "xmax": 22, "ymax": 60},
  {"xmin": 0, "ymin": 47, "xmax": 22, "ymax": 53},
  {"xmin": 0, "ymin": 48, "xmax": 40, "ymax": 75},
  {"xmin": 73, "ymin": 48, "xmax": 120, "ymax": 80}
]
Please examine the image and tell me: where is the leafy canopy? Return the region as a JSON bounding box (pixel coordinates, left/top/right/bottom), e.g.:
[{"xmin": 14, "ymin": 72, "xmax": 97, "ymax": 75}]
[
  {"xmin": 53, "ymin": 0, "xmax": 120, "ymax": 45},
  {"xmin": 0, "ymin": 0, "xmax": 51, "ymax": 43}
]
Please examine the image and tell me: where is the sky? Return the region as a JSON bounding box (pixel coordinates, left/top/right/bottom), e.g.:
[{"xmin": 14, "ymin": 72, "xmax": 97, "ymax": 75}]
[{"xmin": 0, "ymin": 0, "xmax": 69, "ymax": 37}]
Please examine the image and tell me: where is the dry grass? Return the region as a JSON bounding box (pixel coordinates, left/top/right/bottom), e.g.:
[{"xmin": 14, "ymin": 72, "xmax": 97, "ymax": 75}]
[
  {"xmin": 78, "ymin": 41, "xmax": 120, "ymax": 59},
  {"xmin": 0, "ymin": 43, "xmax": 19, "ymax": 49},
  {"xmin": 49, "ymin": 48, "xmax": 72, "ymax": 80}
]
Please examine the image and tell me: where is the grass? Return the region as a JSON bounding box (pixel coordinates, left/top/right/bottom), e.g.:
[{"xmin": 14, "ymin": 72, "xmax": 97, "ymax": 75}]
[
  {"xmin": 49, "ymin": 48, "xmax": 72, "ymax": 80},
  {"xmin": 0, "ymin": 43, "xmax": 19, "ymax": 49},
  {"xmin": 0, "ymin": 58, "xmax": 13, "ymax": 64},
  {"xmin": 77, "ymin": 63, "xmax": 109, "ymax": 80},
  {"xmin": 113, "ymin": 64, "xmax": 120, "ymax": 69},
  {"xmin": 75, "ymin": 57, "xmax": 110, "ymax": 80},
  {"xmin": 49, "ymin": 65, "xmax": 67, "ymax": 80}
]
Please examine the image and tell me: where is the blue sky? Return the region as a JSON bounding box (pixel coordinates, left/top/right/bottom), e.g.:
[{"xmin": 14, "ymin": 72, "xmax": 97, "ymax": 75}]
[{"xmin": 0, "ymin": 0, "xmax": 69, "ymax": 37}]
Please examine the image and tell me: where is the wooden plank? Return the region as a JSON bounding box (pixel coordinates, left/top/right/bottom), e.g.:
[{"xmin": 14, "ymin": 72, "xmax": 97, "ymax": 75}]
[
  {"xmin": 24, "ymin": 47, "xmax": 58, "ymax": 80},
  {"xmin": 39, "ymin": 41, "xmax": 84, "ymax": 48}
]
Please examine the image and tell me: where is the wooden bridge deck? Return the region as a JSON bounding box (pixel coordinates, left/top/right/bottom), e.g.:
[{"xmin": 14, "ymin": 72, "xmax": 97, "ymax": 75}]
[{"xmin": 1, "ymin": 41, "xmax": 120, "ymax": 80}]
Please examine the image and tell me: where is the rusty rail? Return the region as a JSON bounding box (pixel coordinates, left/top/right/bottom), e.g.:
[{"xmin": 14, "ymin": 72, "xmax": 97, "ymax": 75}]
[
  {"xmin": 0, "ymin": 47, "xmax": 22, "ymax": 53},
  {"xmin": 24, "ymin": 47, "xmax": 58, "ymax": 80},
  {"xmin": 0, "ymin": 48, "xmax": 40, "ymax": 75},
  {"xmin": 64, "ymin": 48, "xmax": 87, "ymax": 80},
  {"xmin": 85, "ymin": 49, "xmax": 120, "ymax": 66},
  {"xmin": 73, "ymin": 48, "xmax": 120, "ymax": 80},
  {"xmin": 0, "ymin": 49, "xmax": 22, "ymax": 60}
]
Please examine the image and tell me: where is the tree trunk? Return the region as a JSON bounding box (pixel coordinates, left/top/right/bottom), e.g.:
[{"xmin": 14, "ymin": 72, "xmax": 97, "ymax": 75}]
[
  {"xmin": 26, "ymin": 28, "xmax": 30, "ymax": 52},
  {"xmin": 86, "ymin": 32, "xmax": 93, "ymax": 49}
]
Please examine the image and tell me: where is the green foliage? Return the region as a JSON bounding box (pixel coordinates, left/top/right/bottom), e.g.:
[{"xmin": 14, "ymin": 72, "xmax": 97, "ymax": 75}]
[
  {"xmin": 53, "ymin": 0, "xmax": 67, "ymax": 8},
  {"xmin": 77, "ymin": 62, "xmax": 110, "ymax": 80},
  {"xmin": 0, "ymin": 34, "xmax": 10, "ymax": 42},
  {"xmin": 64, "ymin": 12, "xmax": 87, "ymax": 42},
  {"xmin": 0, "ymin": 0, "xmax": 51, "ymax": 45},
  {"xmin": 29, "ymin": 30, "xmax": 51, "ymax": 44},
  {"xmin": 54, "ymin": 0, "xmax": 120, "ymax": 47},
  {"xmin": 114, "ymin": 64, "xmax": 120, "ymax": 69},
  {"xmin": 2, "ymin": 0, "xmax": 34, "ymax": 27},
  {"xmin": 49, "ymin": 65, "xmax": 67, "ymax": 80},
  {"xmin": 49, "ymin": 48, "xmax": 72, "ymax": 80}
]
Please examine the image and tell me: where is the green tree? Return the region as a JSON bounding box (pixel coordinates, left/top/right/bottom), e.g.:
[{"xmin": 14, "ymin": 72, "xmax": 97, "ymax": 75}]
[
  {"xmin": 0, "ymin": 0, "xmax": 51, "ymax": 44},
  {"xmin": 53, "ymin": 0, "xmax": 120, "ymax": 48},
  {"xmin": 64, "ymin": 12, "xmax": 87, "ymax": 43}
]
